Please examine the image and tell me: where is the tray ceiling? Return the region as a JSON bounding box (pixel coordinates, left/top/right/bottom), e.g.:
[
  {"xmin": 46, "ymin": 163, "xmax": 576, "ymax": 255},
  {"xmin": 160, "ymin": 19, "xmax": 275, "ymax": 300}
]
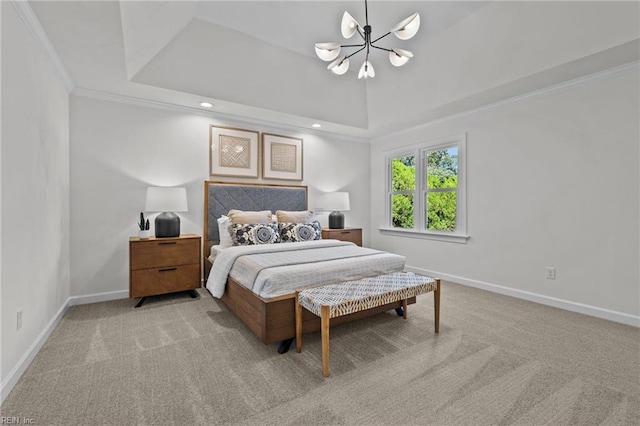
[{"xmin": 29, "ymin": 1, "xmax": 639, "ymax": 139}]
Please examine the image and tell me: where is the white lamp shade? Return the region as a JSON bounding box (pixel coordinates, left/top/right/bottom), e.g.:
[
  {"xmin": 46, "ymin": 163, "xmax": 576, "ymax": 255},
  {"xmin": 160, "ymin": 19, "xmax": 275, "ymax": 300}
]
[
  {"xmin": 389, "ymin": 48, "xmax": 413, "ymax": 67},
  {"xmin": 341, "ymin": 11, "xmax": 361, "ymax": 39},
  {"xmin": 315, "ymin": 42, "xmax": 341, "ymax": 61},
  {"xmin": 328, "ymin": 57, "xmax": 349, "ymax": 75},
  {"xmin": 392, "ymin": 12, "xmax": 420, "ymax": 40},
  {"xmin": 145, "ymin": 187, "xmax": 188, "ymax": 212},
  {"xmin": 323, "ymin": 192, "xmax": 350, "ymax": 211},
  {"xmin": 357, "ymin": 60, "xmax": 375, "ymax": 79}
]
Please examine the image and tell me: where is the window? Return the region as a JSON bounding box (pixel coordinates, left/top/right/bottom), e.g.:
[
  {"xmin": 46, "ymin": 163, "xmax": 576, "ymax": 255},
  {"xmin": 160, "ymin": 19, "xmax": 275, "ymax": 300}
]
[
  {"xmin": 390, "ymin": 155, "xmax": 415, "ymax": 229},
  {"xmin": 384, "ymin": 134, "xmax": 468, "ymax": 243},
  {"xmin": 425, "ymin": 146, "xmax": 458, "ymax": 231}
]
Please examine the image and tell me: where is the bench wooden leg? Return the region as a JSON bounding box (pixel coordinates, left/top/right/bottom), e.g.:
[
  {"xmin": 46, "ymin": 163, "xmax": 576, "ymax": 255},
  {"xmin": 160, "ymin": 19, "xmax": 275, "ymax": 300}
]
[
  {"xmin": 402, "ymin": 299, "xmax": 408, "ymax": 319},
  {"xmin": 295, "ymin": 291, "xmax": 302, "ymax": 353},
  {"xmin": 434, "ymin": 279, "xmax": 441, "ymax": 333},
  {"xmin": 321, "ymin": 305, "xmax": 330, "ymax": 377}
]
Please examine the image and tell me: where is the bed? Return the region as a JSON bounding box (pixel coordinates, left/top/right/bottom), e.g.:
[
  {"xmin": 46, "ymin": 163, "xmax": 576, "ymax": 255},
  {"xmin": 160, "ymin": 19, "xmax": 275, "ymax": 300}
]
[{"xmin": 202, "ymin": 181, "xmax": 415, "ymax": 347}]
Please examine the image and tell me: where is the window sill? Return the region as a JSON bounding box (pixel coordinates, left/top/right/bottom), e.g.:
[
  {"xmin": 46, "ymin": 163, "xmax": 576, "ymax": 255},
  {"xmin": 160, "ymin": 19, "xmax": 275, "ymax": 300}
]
[{"xmin": 379, "ymin": 227, "xmax": 470, "ymax": 244}]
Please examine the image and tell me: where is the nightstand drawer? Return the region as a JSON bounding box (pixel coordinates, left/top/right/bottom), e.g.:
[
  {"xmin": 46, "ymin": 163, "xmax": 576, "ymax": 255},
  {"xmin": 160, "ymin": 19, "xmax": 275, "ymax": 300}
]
[
  {"xmin": 322, "ymin": 228, "xmax": 362, "ymax": 246},
  {"xmin": 130, "ymin": 238, "xmax": 199, "ymax": 270},
  {"xmin": 130, "ymin": 263, "xmax": 200, "ymax": 298}
]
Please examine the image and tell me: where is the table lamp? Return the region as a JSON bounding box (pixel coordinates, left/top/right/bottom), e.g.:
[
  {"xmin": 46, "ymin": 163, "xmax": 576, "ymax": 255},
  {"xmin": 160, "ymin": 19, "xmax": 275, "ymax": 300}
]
[
  {"xmin": 145, "ymin": 187, "xmax": 188, "ymax": 238},
  {"xmin": 323, "ymin": 192, "xmax": 350, "ymax": 229}
]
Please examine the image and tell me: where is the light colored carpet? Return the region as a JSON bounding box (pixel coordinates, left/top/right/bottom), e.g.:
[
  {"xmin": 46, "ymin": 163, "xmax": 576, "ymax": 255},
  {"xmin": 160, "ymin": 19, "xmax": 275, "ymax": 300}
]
[{"xmin": 1, "ymin": 282, "xmax": 638, "ymax": 425}]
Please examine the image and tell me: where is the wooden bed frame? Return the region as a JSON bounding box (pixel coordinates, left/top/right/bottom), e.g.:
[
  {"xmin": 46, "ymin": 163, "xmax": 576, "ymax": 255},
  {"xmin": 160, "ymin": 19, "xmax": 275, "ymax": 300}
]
[{"xmin": 203, "ymin": 181, "xmax": 415, "ymax": 345}]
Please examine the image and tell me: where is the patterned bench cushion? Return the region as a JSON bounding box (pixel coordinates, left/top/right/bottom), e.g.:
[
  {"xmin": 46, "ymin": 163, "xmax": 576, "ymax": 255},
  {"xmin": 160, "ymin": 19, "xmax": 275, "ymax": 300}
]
[{"xmin": 298, "ymin": 272, "xmax": 437, "ymax": 319}]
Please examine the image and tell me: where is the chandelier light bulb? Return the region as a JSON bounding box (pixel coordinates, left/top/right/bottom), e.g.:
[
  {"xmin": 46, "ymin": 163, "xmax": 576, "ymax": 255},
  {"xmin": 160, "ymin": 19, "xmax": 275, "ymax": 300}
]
[
  {"xmin": 328, "ymin": 57, "xmax": 350, "ymax": 75},
  {"xmin": 358, "ymin": 60, "xmax": 375, "ymax": 79},
  {"xmin": 392, "ymin": 13, "xmax": 420, "ymax": 40},
  {"xmin": 389, "ymin": 49, "xmax": 413, "ymax": 67},
  {"xmin": 314, "ymin": 42, "xmax": 341, "ymax": 61}
]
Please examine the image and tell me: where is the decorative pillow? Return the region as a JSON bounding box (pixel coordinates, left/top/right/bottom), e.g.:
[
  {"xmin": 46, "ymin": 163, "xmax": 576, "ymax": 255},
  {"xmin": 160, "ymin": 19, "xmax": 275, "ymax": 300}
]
[
  {"xmin": 227, "ymin": 209, "xmax": 272, "ymax": 224},
  {"xmin": 217, "ymin": 215, "xmax": 233, "ymax": 248},
  {"xmin": 279, "ymin": 221, "xmax": 322, "ymax": 243},
  {"xmin": 230, "ymin": 223, "xmax": 281, "ymax": 245},
  {"xmin": 276, "ymin": 210, "xmax": 314, "ymax": 223}
]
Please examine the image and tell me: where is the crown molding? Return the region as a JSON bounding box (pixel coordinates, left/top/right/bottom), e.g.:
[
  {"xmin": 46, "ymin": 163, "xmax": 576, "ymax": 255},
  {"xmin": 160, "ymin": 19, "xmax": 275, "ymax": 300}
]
[
  {"xmin": 373, "ymin": 59, "xmax": 640, "ymax": 142},
  {"xmin": 71, "ymin": 87, "xmax": 371, "ymax": 144},
  {"xmin": 10, "ymin": 0, "xmax": 74, "ymax": 92}
]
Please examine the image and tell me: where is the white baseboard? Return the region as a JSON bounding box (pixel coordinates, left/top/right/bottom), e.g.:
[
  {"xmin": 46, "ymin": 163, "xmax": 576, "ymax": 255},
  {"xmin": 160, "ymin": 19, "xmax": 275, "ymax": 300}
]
[
  {"xmin": 68, "ymin": 290, "xmax": 128, "ymax": 306},
  {"xmin": 407, "ymin": 266, "xmax": 640, "ymax": 328},
  {"xmin": 0, "ymin": 298, "xmax": 70, "ymax": 403},
  {"xmin": 0, "ymin": 290, "xmax": 128, "ymax": 404}
]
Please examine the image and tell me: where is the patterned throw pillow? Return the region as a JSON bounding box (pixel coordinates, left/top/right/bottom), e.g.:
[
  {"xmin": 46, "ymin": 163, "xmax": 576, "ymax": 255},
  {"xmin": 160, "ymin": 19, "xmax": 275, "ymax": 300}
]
[
  {"xmin": 230, "ymin": 223, "xmax": 280, "ymax": 245},
  {"xmin": 279, "ymin": 221, "xmax": 322, "ymax": 243}
]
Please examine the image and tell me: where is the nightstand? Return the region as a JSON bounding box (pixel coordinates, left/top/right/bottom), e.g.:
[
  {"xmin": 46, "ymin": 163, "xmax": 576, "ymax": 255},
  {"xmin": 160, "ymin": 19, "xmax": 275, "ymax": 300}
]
[
  {"xmin": 321, "ymin": 227, "xmax": 362, "ymax": 246},
  {"xmin": 129, "ymin": 234, "xmax": 201, "ymax": 307}
]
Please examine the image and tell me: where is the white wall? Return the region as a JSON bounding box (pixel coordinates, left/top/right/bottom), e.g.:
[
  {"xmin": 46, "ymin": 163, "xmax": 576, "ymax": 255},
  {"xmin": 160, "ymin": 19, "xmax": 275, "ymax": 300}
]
[
  {"xmin": 367, "ymin": 1, "xmax": 640, "ymax": 135},
  {"xmin": 370, "ymin": 66, "xmax": 640, "ymax": 322},
  {"xmin": 69, "ymin": 96, "xmax": 370, "ymax": 296},
  {"xmin": 1, "ymin": 1, "xmax": 70, "ymax": 391}
]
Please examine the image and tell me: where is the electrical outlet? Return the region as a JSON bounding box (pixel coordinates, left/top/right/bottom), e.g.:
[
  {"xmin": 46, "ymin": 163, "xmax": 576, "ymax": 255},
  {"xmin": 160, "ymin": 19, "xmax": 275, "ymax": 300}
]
[
  {"xmin": 546, "ymin": 267, "xmax": 556, "ymax": 280},
  {"xmin": 17, "ymin": 309, "xmax": 23, "ymax": 330}
]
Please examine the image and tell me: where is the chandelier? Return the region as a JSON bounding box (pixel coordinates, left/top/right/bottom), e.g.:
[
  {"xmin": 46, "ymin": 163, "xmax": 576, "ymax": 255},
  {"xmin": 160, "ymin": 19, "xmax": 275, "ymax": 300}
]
[{"xmin": 314, "ymin": 0, "xmax": 420, "ymax": 79}]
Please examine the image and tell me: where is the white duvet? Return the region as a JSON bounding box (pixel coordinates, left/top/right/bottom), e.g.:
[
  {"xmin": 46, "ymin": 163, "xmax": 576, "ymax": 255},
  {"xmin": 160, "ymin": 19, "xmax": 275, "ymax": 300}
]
[{"xmin": 205, "ymin": 240, "xmax": 405, "ymax": 298}]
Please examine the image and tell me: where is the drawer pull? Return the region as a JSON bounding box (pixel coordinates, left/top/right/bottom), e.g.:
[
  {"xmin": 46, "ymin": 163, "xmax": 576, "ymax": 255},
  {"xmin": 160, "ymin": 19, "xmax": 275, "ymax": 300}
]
[
  {"xmin": 340, "ymin": 231, "xmax": 351, "ymax": 234},
  {"xmin": 158, "ymin": 267, "xmax": 177, "ymax": 272},
  {"xmin": 158, "ymin": 242, "xmax": 177, "ymax": 245}
]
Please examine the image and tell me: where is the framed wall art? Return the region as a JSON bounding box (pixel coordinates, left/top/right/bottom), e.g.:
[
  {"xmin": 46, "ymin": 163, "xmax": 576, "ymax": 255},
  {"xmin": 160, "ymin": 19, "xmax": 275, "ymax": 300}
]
[
  {"xmin": 210, "ymin": 126, "xmax": 259, "ymax": 178},
  {"xmin": 262, "ymin": 133, "xmax": 303, "ymax": 181}
]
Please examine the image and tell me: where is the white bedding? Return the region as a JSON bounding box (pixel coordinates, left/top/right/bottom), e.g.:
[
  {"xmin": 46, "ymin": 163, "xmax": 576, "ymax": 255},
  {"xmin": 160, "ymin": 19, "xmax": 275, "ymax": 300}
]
[
  {"xmin": 208, "ymin": 245, "xmax": 224, "ymax": 263},
  {"xmin": 205, "ymin": 240, "xmax": 405, "ymax": 298}
]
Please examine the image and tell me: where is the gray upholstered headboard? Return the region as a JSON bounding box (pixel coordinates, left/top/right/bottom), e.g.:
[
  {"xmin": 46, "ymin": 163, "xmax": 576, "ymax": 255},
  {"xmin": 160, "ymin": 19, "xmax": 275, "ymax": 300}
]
[{"xmin": 203, "ymin": 181, "xmax": 308, "ymax": 255}]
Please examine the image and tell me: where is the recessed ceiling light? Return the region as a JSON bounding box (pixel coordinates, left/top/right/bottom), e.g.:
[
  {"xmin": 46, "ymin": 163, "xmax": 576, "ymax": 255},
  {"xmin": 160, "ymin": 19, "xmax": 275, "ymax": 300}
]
[
  {"xmin": 312, "ymin": 123, "xmax": 322, "ymax": 128},
  {"xmin": 199, "ymin": 101, "xmax": 213, "ymax": 108}
]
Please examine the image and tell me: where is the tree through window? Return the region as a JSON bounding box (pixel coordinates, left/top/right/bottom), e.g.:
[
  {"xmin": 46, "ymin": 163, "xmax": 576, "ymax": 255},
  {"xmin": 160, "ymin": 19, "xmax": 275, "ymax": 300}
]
[
  {"xmin": 391, "ymin": 155, "xmax": 415, "ymax": 228},
  {"xmin": 425, "ymin": 147, "xmax": 458, "ymax": 231}
]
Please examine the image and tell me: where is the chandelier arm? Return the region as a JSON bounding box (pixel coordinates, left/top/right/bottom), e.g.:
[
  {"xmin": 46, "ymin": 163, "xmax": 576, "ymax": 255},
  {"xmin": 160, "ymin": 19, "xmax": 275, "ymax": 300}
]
[
  {"xmin": 344, "ymin": 45, "xmax": 368, "ymax": 60},
  {"xmin": 370, "ymin": 44, "xmax": 394, "ymax": 53},
  {"xmin": 340, "ymin": 42, "xmax": 366, "ymax": 48},
  {"xmin": 371, "ymin": 31, "xmax": 391, "ymax": 45}
]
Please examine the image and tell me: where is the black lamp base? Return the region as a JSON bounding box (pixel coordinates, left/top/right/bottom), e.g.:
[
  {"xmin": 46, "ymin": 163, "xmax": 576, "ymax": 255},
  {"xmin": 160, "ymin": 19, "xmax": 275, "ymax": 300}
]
[
  {"xmin": 155, "ymin": 212, "xmax": 180, "ymax": 238},
  {"xmin": 328, "ymin": 211, "xmax": 344, "ymax": 229}
]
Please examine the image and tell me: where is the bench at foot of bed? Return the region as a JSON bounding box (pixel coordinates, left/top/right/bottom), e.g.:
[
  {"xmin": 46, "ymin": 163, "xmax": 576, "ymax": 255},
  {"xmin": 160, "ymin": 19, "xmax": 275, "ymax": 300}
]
[{"xmin": 295, "ymin": 272, "xmax": 440, "ymax": 377}]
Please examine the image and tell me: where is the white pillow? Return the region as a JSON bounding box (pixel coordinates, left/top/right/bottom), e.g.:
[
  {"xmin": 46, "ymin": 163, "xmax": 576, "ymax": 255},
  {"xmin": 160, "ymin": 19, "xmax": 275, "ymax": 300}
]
[{"xmin": 217, "ymin": 215, "xmax": 233, "ymax": 248}]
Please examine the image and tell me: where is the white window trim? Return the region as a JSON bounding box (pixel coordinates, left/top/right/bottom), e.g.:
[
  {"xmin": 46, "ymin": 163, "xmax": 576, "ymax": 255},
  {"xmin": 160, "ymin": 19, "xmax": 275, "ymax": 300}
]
[{"xmin": 381, "ymin": 133, "xmax": 469, "ymax": 244}]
